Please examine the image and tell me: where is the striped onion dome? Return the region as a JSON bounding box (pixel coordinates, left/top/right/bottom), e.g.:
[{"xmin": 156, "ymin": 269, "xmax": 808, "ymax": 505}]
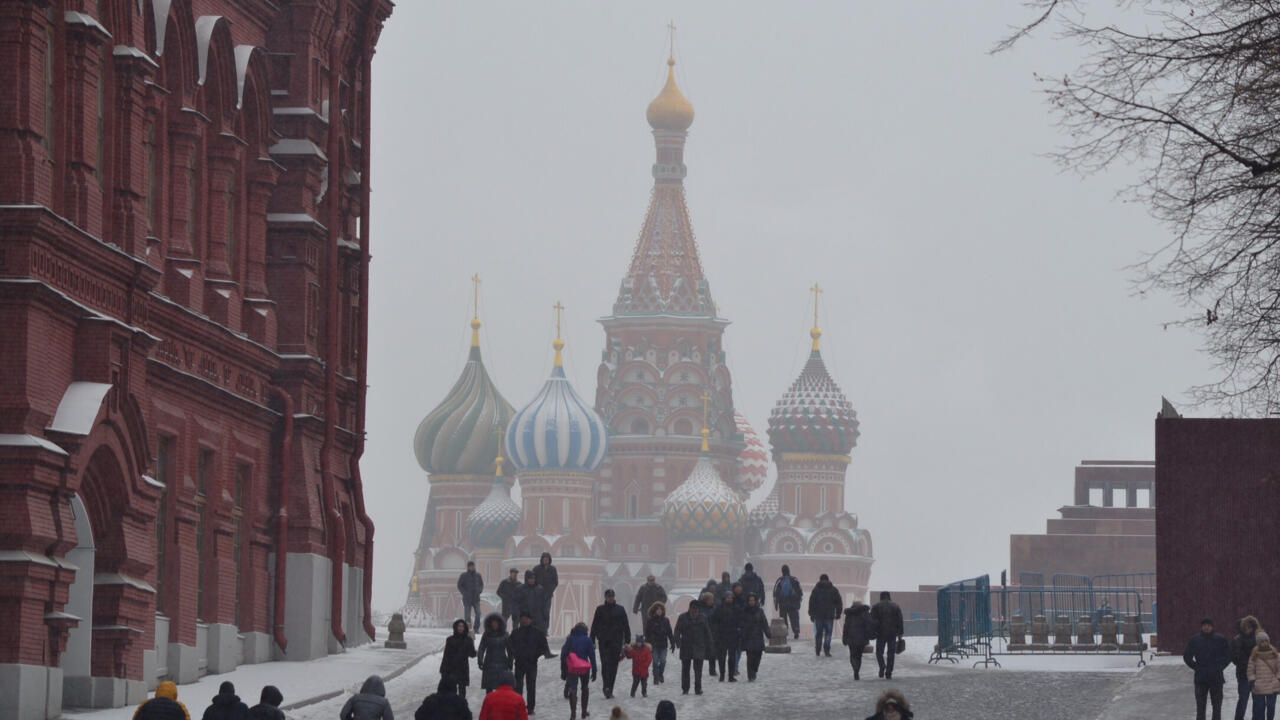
[
  {"xmin": 733, "ymin": 411, "xmax": 769, "ymax": 494},
  {"xmin": 767, "ymin": 344, "xmax": 859, "ymax": 456},
  {"xmin": 505, "ymin": 339, "xmax": 608, "ymax": 473},
  {"xmin": 413, "ymin": 326, "xmax": 515, "ymax": 476},
  {"xmin": 662, "ymin": 455, "xmax": 747, "ymax": 541},
  {"xmin": 467, "ymin": 476, "xmax": 521, "ymax": 549},
  {"xmin": 748, "ymin": 485, "xmax": 780, "ymax": 528}
]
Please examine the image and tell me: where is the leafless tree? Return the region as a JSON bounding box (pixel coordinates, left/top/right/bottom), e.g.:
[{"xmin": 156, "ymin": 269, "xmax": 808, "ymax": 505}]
[{"xmin": 1000, "ymin": 1, "xmax": 1280, "ymax": 414}]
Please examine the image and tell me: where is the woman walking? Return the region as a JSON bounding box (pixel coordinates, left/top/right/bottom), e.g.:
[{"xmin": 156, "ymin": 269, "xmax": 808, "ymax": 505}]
[
  {"xmin": 1250, "ymin": 631, "xmax": 1280, "ymax": 720},
  {"xmin": 644, "ymin": 603, "xmax": 674, "ymax": 685},
  {"xmin": 442, "ymin": 620, "xmax": 478, "ymax": 700},
  {"xmin": 740, "ymin": 594, "xmax": 770, "ymax": 681},
  {"xmin": 560, "ymin": 622, "xmax": 598, "ymax": 720},
  {"xmin": 477, "ymin": 614, "xmax": 513, "ymax": 695}
]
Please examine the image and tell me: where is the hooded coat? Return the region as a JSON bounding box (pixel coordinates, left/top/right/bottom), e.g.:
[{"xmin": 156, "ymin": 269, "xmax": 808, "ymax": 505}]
[
  {"xmin": 202, "ymin": 683, "xmax": 249, "ymax": 720},
  {"xmin": 645, "ymin": 603, "xmax": 674, "ymax": 650},
  {"xmin": 441, "ymin": 624, "xmax": 478, "ymax": 688},
  {"xmin": 339, "ymin": 676, "xmax": 394, "ymax": 720},
  {"xmin": 560, "ymin": 624, "xmax": 598, "ymax": 679},
  {"xmin": 415, "ymin": 678, "xmax": 473, "ymax": 720},
  {"xmin": 1233, "ymin": 616, "xmax": 1262, "ymax": 681},
  {"xmin": 477, "ymin": 614, "xmax": 514, "ymax": 691},
  {"xmin": 739, "ymin": 603, "xmax": 771, "ymax": 653},
  {"xmin": 1249, "ymin": 638, "xmax": 1280, "ymax": 696},
  {"xmin": 247, "ymin": 686, "xmax": 285, "ymax": 720},
  {"xmin": 533, "ymin": 553, "xmax": 558, "ymax": 596},
  {"xmin": 843, "ymin": 603, "xmax": 874, "ymax": 649},
  {"xmin": 673, "ymin": 608, "xmax": 713, "ymax": 661},
  {"xmin": 134, "ymin": 681, "xmax": 191, "ymax": 720},
  {"xmin": 865, "ymin": 690, "xmax": 914, "ymax": 720}
]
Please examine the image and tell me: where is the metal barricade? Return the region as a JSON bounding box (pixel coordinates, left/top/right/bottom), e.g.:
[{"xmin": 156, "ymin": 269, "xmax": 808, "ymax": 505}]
[{"xmin": 932, "ymin": 575, "xmax": 994, "ymax": 666}]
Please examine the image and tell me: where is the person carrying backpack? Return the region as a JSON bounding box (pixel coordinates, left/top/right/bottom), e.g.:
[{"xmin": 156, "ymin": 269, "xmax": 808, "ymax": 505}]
[{"xmin": 772, "ymin": 565, "xmax": 803, "ymax": 640}]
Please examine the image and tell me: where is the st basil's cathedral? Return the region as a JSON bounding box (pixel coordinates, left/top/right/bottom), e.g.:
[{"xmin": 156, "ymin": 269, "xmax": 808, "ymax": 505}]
[{"xmin": 406, "ymin": 51, "xmax": 874, "ymax": 636}]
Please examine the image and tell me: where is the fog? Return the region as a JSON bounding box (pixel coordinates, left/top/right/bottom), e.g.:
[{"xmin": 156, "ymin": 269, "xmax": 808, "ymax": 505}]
[{"xmin": 362, "ymin": 2, "xmax": 1208, "ymax": 612}]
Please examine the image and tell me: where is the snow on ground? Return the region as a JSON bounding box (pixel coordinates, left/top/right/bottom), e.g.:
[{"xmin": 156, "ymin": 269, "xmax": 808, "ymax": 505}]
[{"xmin": 64, "ymin": 629, "xmax": 448, "ymax": 720}]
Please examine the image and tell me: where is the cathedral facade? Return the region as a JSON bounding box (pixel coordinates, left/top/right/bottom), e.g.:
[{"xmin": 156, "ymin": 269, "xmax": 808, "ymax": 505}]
[{"xmin": 408, "ymin": 53, "xmax": 874, "ymax": 636}]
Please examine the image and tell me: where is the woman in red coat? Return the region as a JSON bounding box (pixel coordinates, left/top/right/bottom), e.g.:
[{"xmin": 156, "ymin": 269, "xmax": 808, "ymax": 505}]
[{"xmin": 478, "ymin": 671, "xmax": 527, "ymax": 720}]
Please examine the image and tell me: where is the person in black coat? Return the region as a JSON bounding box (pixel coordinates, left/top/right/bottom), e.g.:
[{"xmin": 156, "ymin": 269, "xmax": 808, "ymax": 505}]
[
  {"xmin": 633, "ymin": 575, "xmax": 668, "ymax": 621},
  {"xmin": 533, "ymin": 552, "xmax": 558, "ymax": 631},
  {"xmin": 247, "ymin": 686, "xmax": 284, "ymax": 720},
  {"xmin": 1231, "ymin": 615, "xmax": 1261, "ymax": 720},
  {"xmin": 715, "ymin": 572, "xmax": 734, "ymax": 607},
  {"xmin": 673, "ymin": 600, "xmax": 713, "ymax": 695},
  {"xmin": 870, "ymin": 591, "xmax": 904, "ymax": 679},
  {"xmin": 645, "ymin": 602, "xmax": 674, "ymax": 685},
  {"xmin": 1185, "ymin": 617, "xmax": 1232, "ymax": 720},
  {"xmin": 202, "ymin": 681, "xmax": 249, "ymax": 720},
  {"xmin": 441, "ymin": 619, "xmax": 478, "ymax": 698},
  {"xmin": 842, "ymin": 601, "xmax": 874, "ymax": 679},
  {"xmin": 807, "ymin": 574, "xmax": 843, "ymax": 657},
  {"xmin": 135, "ymin": 682, "xmax": 189, "ymax": 720},
  {"xmin": 507, "ymin": 610, "xmax": 553, "ymax": 714},
  {"xmin": 514, "ymin": 571, "xmax": 549, "ymax": 633},
  {"xmin": 476, "ymin": 613, "xmax": 513, "ymax": 693},
  {"xmin": 772, "ymin": 565, "xmax": 803, "ymax": 640},
  {"xmin": 590, "ymin": 589, "xmax": 632, "ymax": 699},
  {"xmin": 709, "ymin": 592, "xmax": 742, "ymax": 682},
  {"xmin": 496, "ymin": 568, "xmax": 522, "ymax": 623},
  {"xmin": 415, "ymin": 678, "xmax": 472, "ymax": 720},
  {"xmin": 737, "ymin": 564, "xmax": 767, "ymax": 612},
  {"xmin": 457, "ymin": 561, "xmax": 484, "ymax": 635},
  {"xmin": 739, "ymin": 594, "xmax": 771, "ymax": 682}
]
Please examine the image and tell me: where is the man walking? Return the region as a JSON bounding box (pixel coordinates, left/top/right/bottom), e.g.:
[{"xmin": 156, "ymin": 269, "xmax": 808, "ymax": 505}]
[
  {"xmin": 870, "ymin": 591, "xmax": 904, "ymax": 679},
  {"xmin": 1232, "ymin": 616, "xmax": 1262, "ymax": 720},
  {"xmin": 674, "ymin": 599, "xmax": 712, "ymax": 696},
  {"xmin": 514, "ymin": 571, "xmax": 548, "ymax": 634},
  {"xmin": 497, "ymin": 568, "xmax": 522, "ymax": 625},
  {"xmin": 772, "ymin": 565, "xmax": 803, "ymax": 640},
  {"xmin": 738, "ymin": 563, "xmax": 766, "ymax": 611},
  {"xmin": 633, "ymin": 575, "xmax": 668, "ymax": 622},
  {"xmin": 457, "ymin": 561, "xmax": 484, "ymax": 633},
  {"xmin": 507, "ymin": 610, "xmax": 552, "ymax": 715},
  {"xmin": 1185, "ymin": 617, "xmax": 1232, "ymax": 720},
  {"xmin": 589, "ymin": 589, "xmax": 631, "ymax": 699},
  {"xmin": 807, "ymin": 574, "xmax": 842, "ymax": 657}
]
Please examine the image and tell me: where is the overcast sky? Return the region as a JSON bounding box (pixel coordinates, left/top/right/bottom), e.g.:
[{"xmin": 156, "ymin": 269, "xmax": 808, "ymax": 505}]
[{"xmin": 362, "ymin": 2, "xmax": 1209, "ymax": 611}]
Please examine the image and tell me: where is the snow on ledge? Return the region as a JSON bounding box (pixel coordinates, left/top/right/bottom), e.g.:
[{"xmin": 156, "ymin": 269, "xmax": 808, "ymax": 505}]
[
  {"xmin": 0, "ymin": 433, "xmax": 67, "ymax": 456},
  {"xmin": 48, "ymin": 382, "xmax": 113, "ymax": 436}
]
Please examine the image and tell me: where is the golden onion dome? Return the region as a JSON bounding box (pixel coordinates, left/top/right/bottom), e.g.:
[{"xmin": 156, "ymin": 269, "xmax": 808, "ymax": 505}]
[{"xmin": 646, "ymin": 57, "xmax": 695, "ymax": 132}]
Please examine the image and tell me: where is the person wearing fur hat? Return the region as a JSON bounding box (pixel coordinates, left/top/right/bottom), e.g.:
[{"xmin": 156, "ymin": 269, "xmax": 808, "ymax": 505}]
[
  {"xmin": 644, "ymin": 602, "xmax": 674, "ymax": 685},
  {"xmin": 623, "ymin": 635, "xmax": 653, "ymax": 698},
  {"xmin": 1249, "ymin": 631, "xmax": 1280, "ymax": 720},
  {"xmin": 1235, "ymin": 616, "xmax": 1264, "ymax": 720},
  {"xmin": 866, "ymin": 689, "xmax": 913, "ymax": 720}
]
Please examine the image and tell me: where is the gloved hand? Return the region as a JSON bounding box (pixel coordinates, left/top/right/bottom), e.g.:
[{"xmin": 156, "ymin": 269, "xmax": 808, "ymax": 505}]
[{"xmin": 591, "ymin": 670, "xmax": 597, "ymax": 682}]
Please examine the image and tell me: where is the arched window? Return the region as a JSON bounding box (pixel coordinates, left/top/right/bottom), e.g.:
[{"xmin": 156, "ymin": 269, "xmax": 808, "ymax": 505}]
[
  {"xmin": 144, "ymin": 121, "xmax": 160, "ymax": 236},
  {"xmin": 224, "ymin": 167, "xmax": 239, "ymax": 277},
  {"xmin": 186, "ymin": 152, "xmax": 202, "ymax": 253}
]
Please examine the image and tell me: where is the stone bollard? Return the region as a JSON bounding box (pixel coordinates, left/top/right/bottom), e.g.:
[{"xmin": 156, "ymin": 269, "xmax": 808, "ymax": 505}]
[
  {"xmin": 1075, "ymin": 618, "xmax": 1096, "ymax": 649},
  {"xmin": 1029, "ymin": 615, "xmax": 1051, "ymax": 649},
  {"xmin": 763, "ymin": 618, "xmax": 792, "ymax": 654},
  {"xmin": 1099, "ymin": 615, "xmax": 1119, "ymax": 650},
  {"xmin": 1009, "ymin": 615, "xmax": 1027, "ymax": 649},
  {"xmin": 1053, "ymin": 615, "xmax": 1073, "ymax": 650},
  {"xmin": 384, "ymin": 613, "xmax": 407, "ymax": 649}
]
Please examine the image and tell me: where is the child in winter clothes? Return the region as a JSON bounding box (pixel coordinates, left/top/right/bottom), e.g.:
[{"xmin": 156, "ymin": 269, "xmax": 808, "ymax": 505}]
[
  {"xmin": 1250, "ymin": 632, "xmax": 1280, "ymax": 720},
  {"xmin": 623, "ymin": 635, "xmax": 653, "ymax": 698}
]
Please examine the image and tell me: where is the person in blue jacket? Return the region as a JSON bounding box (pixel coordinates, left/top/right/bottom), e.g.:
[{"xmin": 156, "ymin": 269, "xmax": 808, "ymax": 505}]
[{"xmin": 560, "ymin": 622, "xmax": 597, "ymax": 720}]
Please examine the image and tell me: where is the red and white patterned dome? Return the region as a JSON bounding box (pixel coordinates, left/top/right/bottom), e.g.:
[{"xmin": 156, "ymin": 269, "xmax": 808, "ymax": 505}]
[{"xmin": 734, "ymin": 410, "xmax": 769, "ymax": 494}]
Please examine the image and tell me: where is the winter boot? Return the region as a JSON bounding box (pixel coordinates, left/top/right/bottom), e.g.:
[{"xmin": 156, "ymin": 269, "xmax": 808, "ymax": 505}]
[
  {"xmin": 581, "ymin": 688, "xmax": 590, "ymax": 718},
  {"xmin": 569, "ymin": 694, "xmax": 577, "ymax": 720}
]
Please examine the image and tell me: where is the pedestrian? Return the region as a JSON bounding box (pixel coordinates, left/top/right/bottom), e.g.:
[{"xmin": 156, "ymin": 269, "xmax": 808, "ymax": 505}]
[
  {"xmin": 633, "ymin": 575, "xmax": 668, "ymax": 621},
  {"xmin": 590, "ymin": 589, "xmax": 632, "ymax": 699},
  {"xmin": 134, "ymin": 681, "xmax": 191, "ymax": 720},
  {"xmin": 339, "ymin": 676, "xmax": 394, "ymax": 720},
  {"xmin": 842, "ymin": 601, "xmax": 874, "ymax": 680},
  {"xmin": 514, "ymin": 571, "xmax": 549, "ymax": 634},
  {"xmin": 1251, "ymin": 632, "xmax": 1280, "ymax": 720},
  {"xmin": 740, "ymin": 593, "xmax": 770, "ymax": 682},
  {"xmin": 715, "ymin": 571, "xmax": 734, "ymax": 605},
  {"xmin": 737, "ymin": 563, "xmax": 766, "ymax": 610},
  {"xmin": 710, "ymin": 591, "xmax": 741, "ymax": 682},
  {"xmin": 508, "ymin": 610, "xmax": 553, "ymax": 715},
  {"xmin": 772, "ymin": 565, "xmax": 803, "ymax": 640},
  {"xmin": 645, "ymin": 602, "xmax": 674, "ymax": 685},
  {"xmin": 458, "ymin": 561, "xmax": 485, "ymax": 634},
  {"xmin": 673, "ymin": 598, "xmax": 712, "ymax": 696},
  {"xmin": 247, "ymin": 686, "xmax": 285, "ymax": 720},
  {"xmin": 560, "ymin": 622, "xmax": 597, "ymax": 720},
  {"xmin": 655, "ymin": 700, "xmax": 676, "ymax": 720},
  {"xmin": 696, "ymin": 590, "xmax": 719, "ymax": 679},
  {"xmin": 415, "ymin": 679, "xmax": 473, "ymax": 720},
  {"xmin": 624, "ymin": 635, "xmax": 653, "ymax": 698},
  {"xmin": 478, "ymin": 670, "xmax": 527, "ymax": 720},
  {"xmin": 202, "ymin": 681, "xmax": 249, "ymax": 720},
  {"xmin": 533, "ymin": 553, "xmax": 558, "ymax": 632},
  {"xmin": 808, "ymin": 574, "xmax": 842, "ymax": 657},
  {"xmin": 442, "ymin": 619, "xmax": 478, "ymax": 699},
  {"xmin": 1185, "ymin": 617, "xmax": 1232, "ymax": 720},
  {"xmin": 870, "ymin": 591, "xmax": 904, "ymax": 680},
  {"xmin": 498, "ymin": 568, "xmax": 523, "ymax": 624},
  {"xmin": 865, "ymin": 689, "xmax": 913, "ymax": 720},
  {"xmin": 1234, "ymin": 616, "xmax": 1263, "ymax": 720},
  {"xmin": 702, "ymin": 580, "xmax": 720, "ymax": 607},
  {"xmin": 478, "ymin": 614, "xmax": 513, "ymax": 695}
]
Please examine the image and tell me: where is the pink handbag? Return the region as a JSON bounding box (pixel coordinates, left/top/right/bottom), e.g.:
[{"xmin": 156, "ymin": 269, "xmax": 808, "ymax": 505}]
[{"xmin": 566, "ymin": 652, "xmax": 591, "ymax": 676}]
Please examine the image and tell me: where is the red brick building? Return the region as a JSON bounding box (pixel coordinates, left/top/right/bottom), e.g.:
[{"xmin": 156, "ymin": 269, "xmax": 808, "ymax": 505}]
[{"xmin": 0, "ymin": 1, "xmax": 391, "ymax": 717}]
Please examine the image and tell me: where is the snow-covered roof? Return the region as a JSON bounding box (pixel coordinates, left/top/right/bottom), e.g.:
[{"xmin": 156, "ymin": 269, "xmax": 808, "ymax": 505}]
[
  {"xmin": 48, "ymin": 382, "xmax": 112, "ymax": 436},
  {"xmin": 269, "ymin": 138, "xmax": 328, "ymax": 160},
  {"xmin": 0, "ymin": 434, "xmax": 67, "ymax": 456}
]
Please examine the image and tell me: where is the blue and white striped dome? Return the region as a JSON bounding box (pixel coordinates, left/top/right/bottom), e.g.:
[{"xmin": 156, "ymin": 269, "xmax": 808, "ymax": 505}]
[{"xmin": 506, "ymin": 347, "xmax": 608, "ymax": 473}]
